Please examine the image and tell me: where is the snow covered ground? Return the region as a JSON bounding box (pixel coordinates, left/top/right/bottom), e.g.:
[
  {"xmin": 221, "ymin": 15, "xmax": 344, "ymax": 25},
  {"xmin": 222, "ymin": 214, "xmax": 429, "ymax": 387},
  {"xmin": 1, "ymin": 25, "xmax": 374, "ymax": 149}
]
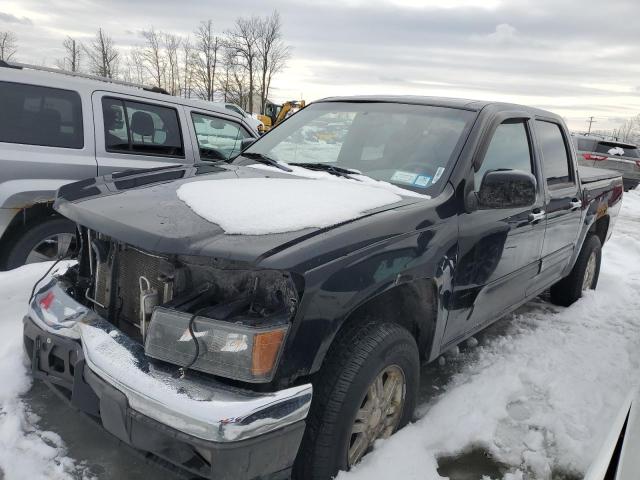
[{"xmin": 0, "ymin": 189, "xmax": 639, "ymax": 480}]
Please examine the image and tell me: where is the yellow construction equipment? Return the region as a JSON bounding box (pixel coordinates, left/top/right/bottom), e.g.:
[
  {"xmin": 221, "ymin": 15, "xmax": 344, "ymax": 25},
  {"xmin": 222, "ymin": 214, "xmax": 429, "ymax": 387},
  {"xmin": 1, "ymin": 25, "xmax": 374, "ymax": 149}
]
[{"xmin": 258, "ymin": 100, "xmax": 305, "ymax": 132}]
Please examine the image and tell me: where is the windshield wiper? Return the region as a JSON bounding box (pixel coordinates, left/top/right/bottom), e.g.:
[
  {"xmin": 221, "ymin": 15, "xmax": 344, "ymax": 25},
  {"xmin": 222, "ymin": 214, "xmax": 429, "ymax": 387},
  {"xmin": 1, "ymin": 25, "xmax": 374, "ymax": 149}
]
[
  {"xmin": 288, "ymin": 162, "xmax": 362, "ymax": 181},
  {"xmin": 242, "ymin": 152, "xmax": 292, "ymax": 172}
]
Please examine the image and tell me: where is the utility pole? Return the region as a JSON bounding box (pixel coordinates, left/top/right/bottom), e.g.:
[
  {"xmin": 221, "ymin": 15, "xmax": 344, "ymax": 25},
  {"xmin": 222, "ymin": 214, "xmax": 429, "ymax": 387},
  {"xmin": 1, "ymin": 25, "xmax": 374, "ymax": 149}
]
[{"xmin": 586, "ymin": 116, "xmax": 596, "ymax": 135}]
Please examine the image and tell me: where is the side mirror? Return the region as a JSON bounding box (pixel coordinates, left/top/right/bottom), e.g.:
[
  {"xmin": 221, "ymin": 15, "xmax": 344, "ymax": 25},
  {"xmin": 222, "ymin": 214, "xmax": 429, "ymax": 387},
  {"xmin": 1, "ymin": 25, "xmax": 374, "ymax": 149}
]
[
  {"xmin": 240, "ymin": 138, "xmax": 256, "ymax": 151},
  {"xmin": 477, "ymin": 169, "xmax": 537, "ymax": 209}
]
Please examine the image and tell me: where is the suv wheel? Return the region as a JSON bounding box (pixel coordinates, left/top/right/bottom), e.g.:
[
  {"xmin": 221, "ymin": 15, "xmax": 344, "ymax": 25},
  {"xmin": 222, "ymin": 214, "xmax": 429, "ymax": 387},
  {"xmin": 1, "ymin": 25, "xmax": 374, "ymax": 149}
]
[
  {"xmin": 4, "ymin": 218, "xmax": 77, "ymax": 270},
  {"xmin": 550, "ymin": 234, "xmax": 602, "ymax": 307},
  {"xmin": 294, "ymin": 321, "xmax": 419, "ymax": 479}
]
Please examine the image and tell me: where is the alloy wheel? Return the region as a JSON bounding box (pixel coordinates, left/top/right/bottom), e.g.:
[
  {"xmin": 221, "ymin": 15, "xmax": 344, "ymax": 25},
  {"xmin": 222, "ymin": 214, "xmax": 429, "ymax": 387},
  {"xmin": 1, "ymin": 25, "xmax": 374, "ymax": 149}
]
[{"xmin": 348, "ymin": 365, "xmax": 406, "ymax": 467}]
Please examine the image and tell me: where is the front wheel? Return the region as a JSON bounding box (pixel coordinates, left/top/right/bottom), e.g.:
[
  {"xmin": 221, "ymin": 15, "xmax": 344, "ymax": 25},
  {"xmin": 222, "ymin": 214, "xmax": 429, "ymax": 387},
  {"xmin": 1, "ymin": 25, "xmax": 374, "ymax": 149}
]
[
  {"xmin": 4, "ymin": 217, "xmax": 77, "ymax": 270},
  {"xmin": 294, "ymin": 321, "xmax": 419, "ymax": 480},
  {"xmin": 550, "ymin": 234, "xmax": 602, "ymax": 307}
]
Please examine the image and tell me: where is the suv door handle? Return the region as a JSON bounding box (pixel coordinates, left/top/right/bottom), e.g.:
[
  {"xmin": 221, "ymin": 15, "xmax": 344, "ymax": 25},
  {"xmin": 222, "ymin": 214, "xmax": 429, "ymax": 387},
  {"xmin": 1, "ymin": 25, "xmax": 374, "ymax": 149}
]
[
  {"xmin": 528, "ymin": 209, "xmax": 546, "ymax": 224},
  {"xmin": 570, "ymin": 198, "xmax": 582, "ymax": 211}
]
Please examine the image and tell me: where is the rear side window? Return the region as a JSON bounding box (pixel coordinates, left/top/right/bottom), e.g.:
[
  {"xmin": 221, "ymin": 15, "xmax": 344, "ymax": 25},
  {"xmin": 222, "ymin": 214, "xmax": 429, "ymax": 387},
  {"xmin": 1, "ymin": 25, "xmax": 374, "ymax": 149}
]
[
  {"xmin": 595, "ymin": 141, "xmax": 639, "ymax": 158},
  {"xmin": 102, "ymin": 97, "xmax": 184, "ymax": 157},
  {"xmin": 475, "ymin": 120, "xmax": 532, "ymax": 189},
  {"xmin": 0, "ymin": 81, "xmax": 83, "ymax": 149},
  {"xmin": 191, "ymin": 112, "xmax": 251, "ymax": 160},
  {"xmin": 535, "ymin": 120, "xmax": 573, "ymax": 187}
]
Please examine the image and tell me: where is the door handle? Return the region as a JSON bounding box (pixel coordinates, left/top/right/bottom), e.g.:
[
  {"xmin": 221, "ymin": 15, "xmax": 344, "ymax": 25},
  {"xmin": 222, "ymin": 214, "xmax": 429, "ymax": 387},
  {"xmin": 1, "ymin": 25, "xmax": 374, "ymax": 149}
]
[
  {"xmin": 528, "ymin": 209, "xmax": 546, "ymax": 223},
  {"xmin": 570, "ymin": 199, "xmax": 582, "ymax": 211}
]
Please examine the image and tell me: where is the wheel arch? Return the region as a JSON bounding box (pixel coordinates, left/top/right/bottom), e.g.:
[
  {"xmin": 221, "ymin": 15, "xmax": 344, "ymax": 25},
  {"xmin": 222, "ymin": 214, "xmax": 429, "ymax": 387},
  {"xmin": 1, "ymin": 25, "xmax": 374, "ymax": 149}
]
[
  {"xmin": 0, "ymin": 202, "xmax": 63, "ymax": 268},
  {"xmin": 312, "ymin": 278, "xmax": 439, "ymax": 373}
]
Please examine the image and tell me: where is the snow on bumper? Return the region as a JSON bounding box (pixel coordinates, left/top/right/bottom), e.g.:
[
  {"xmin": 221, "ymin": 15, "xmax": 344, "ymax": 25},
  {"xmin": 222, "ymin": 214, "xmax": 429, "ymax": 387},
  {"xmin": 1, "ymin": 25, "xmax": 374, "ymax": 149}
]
[{"xmin": 26, "ymin": 277, "xmax": 312, "ymax": 444}]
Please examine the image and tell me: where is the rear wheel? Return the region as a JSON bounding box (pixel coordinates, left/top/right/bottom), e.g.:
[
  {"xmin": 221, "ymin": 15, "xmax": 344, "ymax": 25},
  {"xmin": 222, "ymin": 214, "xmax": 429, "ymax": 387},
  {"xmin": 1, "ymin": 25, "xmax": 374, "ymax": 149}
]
[
  {"xmin": 549, "ymin": 234, "xmax": 601, "ymax": 307},
  {"xmin": 294, "ymin": 321, "xmax": 419, "ymax": 480},
  {"xmin": 4, "ymin": 217, "xmax": 77, "ymax": 270}
]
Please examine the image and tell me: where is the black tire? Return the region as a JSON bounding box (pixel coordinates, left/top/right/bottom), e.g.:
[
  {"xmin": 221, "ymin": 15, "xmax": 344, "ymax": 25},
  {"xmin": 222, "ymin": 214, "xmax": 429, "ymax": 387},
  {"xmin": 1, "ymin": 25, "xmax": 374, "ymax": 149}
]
[
  {"xmin": 293, "ymin": 321, "xmax": 420, "ymax": 480},
  {"xmin": 4, "ymin": 217, "xmax": 77, "ymax": 270},
  {"xmin": 549, "ymin": 234, "xmax": 602, "ymax": 307}
]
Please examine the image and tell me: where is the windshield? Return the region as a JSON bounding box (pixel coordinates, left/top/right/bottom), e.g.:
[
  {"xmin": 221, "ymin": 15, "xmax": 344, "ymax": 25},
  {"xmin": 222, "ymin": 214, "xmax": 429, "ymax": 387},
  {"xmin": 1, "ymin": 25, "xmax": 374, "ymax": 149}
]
[{"xmin": 242, "ymin": 102, "xmax": 475, "ymax": 194}]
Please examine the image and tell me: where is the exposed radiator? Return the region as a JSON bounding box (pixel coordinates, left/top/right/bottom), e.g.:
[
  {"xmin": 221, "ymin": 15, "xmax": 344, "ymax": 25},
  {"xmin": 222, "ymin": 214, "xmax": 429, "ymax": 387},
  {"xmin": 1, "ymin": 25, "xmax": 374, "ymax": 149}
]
[{"xmin": 91, "ymin": 240, "xmax": 167, "ymax": 328}]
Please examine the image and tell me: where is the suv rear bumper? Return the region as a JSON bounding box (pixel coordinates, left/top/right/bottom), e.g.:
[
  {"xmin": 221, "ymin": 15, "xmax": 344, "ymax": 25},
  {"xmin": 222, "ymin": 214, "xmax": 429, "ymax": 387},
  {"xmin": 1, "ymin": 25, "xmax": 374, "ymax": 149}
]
[{"xmin": 23, "ymin": 278, "xmax": 312, "ymax": 479}]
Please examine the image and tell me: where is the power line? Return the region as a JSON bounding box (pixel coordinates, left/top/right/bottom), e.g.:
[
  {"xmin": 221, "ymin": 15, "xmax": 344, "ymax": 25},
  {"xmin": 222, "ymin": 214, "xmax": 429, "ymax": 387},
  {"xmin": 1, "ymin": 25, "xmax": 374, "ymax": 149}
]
[{"xmin": 586, "ymin": 116, "xmax": 597, "ymax": 134}]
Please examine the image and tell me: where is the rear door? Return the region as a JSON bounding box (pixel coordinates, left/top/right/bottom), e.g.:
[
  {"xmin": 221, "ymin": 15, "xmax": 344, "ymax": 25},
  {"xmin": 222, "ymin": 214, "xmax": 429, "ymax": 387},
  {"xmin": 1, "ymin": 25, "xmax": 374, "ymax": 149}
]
[
  {"xmin": 533, "ymin": 119, "xmax": 582, "ymax": 289},
  {"xmin": 92, "ymin": 91, "xmax": 195, "ymax": 175}
]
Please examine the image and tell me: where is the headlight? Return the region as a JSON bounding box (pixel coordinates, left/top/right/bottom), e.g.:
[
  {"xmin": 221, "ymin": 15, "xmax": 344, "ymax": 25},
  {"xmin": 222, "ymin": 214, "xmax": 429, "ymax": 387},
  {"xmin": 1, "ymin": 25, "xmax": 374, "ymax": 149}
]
[{"xmin": 144, "ymin": 307, "xmax": 288, "ymax": 383}]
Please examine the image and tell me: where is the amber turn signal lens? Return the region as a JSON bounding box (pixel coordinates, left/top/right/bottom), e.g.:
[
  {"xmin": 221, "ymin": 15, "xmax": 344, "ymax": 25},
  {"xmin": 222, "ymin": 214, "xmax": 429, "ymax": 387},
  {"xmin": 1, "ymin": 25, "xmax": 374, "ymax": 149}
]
[{"xmin": 252, "ymin": 328, "xmax": 286, "ymax": 376}]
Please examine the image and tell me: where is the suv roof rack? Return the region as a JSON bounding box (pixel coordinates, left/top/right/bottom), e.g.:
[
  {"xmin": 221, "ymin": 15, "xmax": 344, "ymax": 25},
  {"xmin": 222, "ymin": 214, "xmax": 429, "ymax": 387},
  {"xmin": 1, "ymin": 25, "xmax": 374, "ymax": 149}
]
[{"xmin": 0, "ymin": 60, "xmax": 170, "ymax": 95}]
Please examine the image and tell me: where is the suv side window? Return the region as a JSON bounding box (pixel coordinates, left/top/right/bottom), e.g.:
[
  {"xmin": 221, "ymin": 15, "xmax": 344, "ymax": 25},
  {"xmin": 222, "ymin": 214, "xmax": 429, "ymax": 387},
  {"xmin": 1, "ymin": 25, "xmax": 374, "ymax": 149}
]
[
  {"xmin": 535, "ymin": 120, "xmax": 573, "ymax": 187},
  {"xmin": 0, "ymin": 81, "xmax": 83, "ymax": 149},
  {"xmin": 191, "ymin": 112, "xmax": 251, "ymax": 160},
  {"xmin": 475, "ymin": 120, "xmax": 532, "ymax": 189},
  {"xmin": 102, "ymin": 97, "xmax": 184, "ymax": 157}
]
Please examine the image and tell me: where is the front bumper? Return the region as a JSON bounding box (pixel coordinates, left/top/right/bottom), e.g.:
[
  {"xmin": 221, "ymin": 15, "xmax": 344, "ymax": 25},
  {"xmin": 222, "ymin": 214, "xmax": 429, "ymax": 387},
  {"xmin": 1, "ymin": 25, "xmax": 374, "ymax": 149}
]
[{"xmin": 23, "ymin": 277, "xmax": 312, "ymax": 479}]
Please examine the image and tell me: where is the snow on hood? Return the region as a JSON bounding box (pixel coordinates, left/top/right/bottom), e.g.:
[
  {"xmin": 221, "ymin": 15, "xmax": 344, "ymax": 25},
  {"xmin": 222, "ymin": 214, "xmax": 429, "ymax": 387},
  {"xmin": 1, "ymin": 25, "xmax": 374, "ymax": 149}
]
[{"xmin": 177, "ymin": 176, "xmax": 406, "ymax": 235}]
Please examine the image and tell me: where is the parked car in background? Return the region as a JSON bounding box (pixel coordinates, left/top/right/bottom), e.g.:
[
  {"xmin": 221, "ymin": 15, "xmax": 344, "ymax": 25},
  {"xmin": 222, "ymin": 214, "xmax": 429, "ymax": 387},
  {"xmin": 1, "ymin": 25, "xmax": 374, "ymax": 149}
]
[
  {"xmin": 25, "ymin": 97, "xmax": 622, "ymax": 480},
  {"xmin": 573, "ymin": 134, "xmax": 640, "ymax": 191},
  {"xmin": 0, "ymin": 61, "xmax": 259, "ymax": 270},
  {"xmin": 220, "ymin": 102, "xmax": 265, "ymax": 132}
]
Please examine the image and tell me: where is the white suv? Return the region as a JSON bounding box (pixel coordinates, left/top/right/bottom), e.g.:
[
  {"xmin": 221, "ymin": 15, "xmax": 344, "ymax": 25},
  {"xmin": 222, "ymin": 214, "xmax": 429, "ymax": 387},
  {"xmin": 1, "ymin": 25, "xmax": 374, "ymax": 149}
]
[{"xmin": 0, "ymin": 61, "xmax": 259, "ymax": 269}]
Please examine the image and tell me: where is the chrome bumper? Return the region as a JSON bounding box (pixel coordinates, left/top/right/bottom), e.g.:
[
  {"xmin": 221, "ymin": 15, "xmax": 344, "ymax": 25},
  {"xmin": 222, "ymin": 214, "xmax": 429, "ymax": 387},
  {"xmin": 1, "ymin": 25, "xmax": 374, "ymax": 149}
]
[{"xmin": 27, "ymin": 277, "xmax": 312, "ymax": 443}]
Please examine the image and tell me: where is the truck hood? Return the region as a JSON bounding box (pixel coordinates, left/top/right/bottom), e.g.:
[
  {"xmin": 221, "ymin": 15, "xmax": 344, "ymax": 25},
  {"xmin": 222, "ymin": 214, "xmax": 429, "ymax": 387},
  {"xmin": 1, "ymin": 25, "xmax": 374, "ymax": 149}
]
[{"xmin": 55, "ymin": 163, "xmax": 426, "ymax": 270}]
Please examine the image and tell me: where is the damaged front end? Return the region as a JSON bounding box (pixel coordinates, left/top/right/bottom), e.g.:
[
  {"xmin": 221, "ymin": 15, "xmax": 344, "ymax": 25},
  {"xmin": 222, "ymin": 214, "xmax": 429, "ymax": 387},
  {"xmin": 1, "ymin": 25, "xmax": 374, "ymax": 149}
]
[
  {"xmin": 73, "ymin": 227, "xmax": 300, "ymax": 383},
  {"xmin": 24, "ymin": 227, "xmax": 311, "ymax": 479}
]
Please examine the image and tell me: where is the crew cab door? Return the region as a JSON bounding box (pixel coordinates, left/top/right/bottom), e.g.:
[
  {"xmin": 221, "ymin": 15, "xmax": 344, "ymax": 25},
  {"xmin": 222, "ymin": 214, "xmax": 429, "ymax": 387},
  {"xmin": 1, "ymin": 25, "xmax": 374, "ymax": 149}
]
[
  {"xmin": 530, "ymin": 119, "xmax": 582, "ymax": 289},
  {"xmin": 92, "ymin": 91, "xmax": 196, "ymax": 175},
  {"xmin": 443, "ymin": 115, "xmax": 545, "ymax": 347}
]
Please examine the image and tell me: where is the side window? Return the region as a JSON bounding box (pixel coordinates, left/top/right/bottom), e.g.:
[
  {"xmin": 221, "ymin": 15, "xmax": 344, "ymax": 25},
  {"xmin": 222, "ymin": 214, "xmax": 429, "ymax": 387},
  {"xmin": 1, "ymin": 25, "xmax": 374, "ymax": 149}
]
[
  {"xmin": 535, "ymin": 120, "xmax": 573, "ymax": 187},
  {"xmin": 475, "ymin": 120, "xmax": 532, "ymax": 189},
  {"xmin": 191, "ymin": 112, "xmax": 251, "ymax": 160},
  {"xmin": 0, "ymin": 81, "xmax": 83, "ymax": 149},
  {"xmin": 102, "ymin": 97, "xmax": 184, "ymax": 157}
]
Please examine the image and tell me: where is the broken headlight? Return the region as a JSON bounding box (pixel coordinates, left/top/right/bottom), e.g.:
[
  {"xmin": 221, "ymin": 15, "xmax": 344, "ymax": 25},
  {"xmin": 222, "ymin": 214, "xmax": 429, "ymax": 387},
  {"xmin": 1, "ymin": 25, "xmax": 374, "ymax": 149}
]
[{"xmin": 144, "ymin": 306, "xmax": 289, "ymax": 383}]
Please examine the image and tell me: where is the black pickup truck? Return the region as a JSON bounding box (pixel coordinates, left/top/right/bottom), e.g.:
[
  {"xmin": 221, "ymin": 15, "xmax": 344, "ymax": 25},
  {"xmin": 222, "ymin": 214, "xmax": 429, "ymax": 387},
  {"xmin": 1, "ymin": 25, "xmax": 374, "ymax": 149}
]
[{"xmin": 24, "ymin": 97, "xmax": 623, "ymax": 480}]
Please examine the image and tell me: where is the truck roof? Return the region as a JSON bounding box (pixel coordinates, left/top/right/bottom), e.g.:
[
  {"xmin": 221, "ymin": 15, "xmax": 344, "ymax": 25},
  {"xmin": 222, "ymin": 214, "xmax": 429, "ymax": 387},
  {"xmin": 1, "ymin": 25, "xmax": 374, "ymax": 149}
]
[{"xmin": 317, "ymin": 95, "xmax": 561, "ymax": 119}]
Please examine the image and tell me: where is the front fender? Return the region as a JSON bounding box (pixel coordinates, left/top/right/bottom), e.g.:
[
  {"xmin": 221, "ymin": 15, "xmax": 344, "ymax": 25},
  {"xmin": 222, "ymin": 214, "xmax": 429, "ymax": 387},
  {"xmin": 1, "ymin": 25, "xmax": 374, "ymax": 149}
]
[{"xmin": 0, "ymin": 179, "xmax": 74, "ymax": 209}]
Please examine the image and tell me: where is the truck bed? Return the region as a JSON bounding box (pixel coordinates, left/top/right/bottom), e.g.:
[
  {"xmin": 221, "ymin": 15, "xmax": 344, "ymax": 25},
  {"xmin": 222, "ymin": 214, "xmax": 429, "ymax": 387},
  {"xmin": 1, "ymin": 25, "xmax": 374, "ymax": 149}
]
[{"xmin": 579, "ymin": 166, "xmax": 622, "ymax": 184}]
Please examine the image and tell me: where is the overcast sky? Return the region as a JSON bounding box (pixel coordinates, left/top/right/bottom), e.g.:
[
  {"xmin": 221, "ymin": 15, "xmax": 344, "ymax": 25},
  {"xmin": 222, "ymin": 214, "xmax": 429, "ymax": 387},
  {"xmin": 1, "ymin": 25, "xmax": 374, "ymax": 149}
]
[{"xmin": 2, "ymin": 0, "xmax": 639, "ymax": 131}]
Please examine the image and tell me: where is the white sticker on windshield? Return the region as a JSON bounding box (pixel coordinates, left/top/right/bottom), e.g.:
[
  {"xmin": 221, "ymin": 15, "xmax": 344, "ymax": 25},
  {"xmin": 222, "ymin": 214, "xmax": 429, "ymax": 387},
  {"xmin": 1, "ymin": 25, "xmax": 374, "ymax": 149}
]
[
  {"xmin": 414, "ymin": 175, "xmax": 432, "ymax": 188},
  {"xmin": 391, "ymin": 171, "xmax": 418, "ymax": 185},
  {"xmin": 432, "ymin": 167, "xmax": 445, "ymax": 184}
]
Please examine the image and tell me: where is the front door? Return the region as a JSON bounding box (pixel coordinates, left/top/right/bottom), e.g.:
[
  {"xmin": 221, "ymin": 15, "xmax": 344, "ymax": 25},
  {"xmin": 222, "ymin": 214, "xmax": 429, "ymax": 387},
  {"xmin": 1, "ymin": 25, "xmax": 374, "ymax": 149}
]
[{"xmin": 443, "ymin": 117, "xmax": 546, "ymax": 347}]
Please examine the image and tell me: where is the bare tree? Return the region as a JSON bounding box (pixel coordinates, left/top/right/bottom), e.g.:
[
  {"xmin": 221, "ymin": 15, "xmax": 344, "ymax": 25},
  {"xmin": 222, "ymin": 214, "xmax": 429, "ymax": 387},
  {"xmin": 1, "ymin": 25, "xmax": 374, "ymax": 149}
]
[
  {"xmin": 122, "ymin": 47, "xmax": 147, "ymax": 84},
  {"xmin": 193, "ymin": 20, "xmax": 221, "ymax": 101},
  {"xmin": 83, "ymin": 28, "xmax": 119, "ymax": 78},
  {"xmin": 0, "ymin": 31, "xmax": 18, "ymax": 62},
  {"xmin": 257, "ymin": 11, "xmax": 290, "ymax": 114},
  {"xmin": 163, "ymin": 33, "xmax": 182, "ymax": 95},
  {"xmin": 226, "ymin": 16, "xmax": 260, "ymax": 112},
  {"xmin": 56, "ymin": 36, "xmax": 81, "ymax": 72},
  {"xmin": 181, "ymin": 37, "xmax": 194, "ymax": 97},
  {"xmin": 141, "ymin": 27, "xmax": 166, "ymax": 89}
]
